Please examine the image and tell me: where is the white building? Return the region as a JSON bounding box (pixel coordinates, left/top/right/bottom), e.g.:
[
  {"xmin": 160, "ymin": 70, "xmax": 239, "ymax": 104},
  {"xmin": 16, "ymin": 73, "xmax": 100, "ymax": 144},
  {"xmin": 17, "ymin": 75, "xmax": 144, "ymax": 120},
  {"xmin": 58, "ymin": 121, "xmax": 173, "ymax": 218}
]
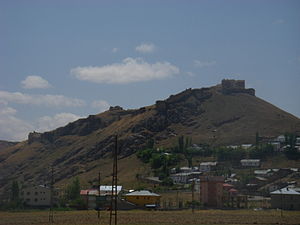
[
  {"xmin": 199, "ymin": 162, "xmax": 217, "ymax": 172},
  {"xmin": 240, "ymin": 159, "xmax": 260, "ymax": 167},
  {"xmin": 170, "ymin": 172, "xmax": 201, "ymax": 184},
  {"xmin": 254, "ymin": 169, "xmax": 273, "ymax": 177},
  {"xmin": 99, "ymin": 185, "xmax": 123, "ymax": 196},
  {"xmin": 275, "ymin": 135, "xmax": 285, "ymax": 143}
]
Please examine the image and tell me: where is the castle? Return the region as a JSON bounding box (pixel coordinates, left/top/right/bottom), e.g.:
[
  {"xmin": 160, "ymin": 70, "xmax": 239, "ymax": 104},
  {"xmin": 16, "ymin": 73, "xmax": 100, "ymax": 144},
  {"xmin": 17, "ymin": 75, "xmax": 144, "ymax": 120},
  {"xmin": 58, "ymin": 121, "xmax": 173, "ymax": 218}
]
[{"xmin": 221, "ymin": 79, "xmax": 255, "ymax": 96}]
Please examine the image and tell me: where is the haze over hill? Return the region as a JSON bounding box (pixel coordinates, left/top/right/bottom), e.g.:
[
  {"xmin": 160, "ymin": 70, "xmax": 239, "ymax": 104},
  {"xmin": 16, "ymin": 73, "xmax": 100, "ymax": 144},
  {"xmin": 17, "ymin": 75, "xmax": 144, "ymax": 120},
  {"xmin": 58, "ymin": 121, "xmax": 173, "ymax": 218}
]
[{"xmin": 0, "ymin": 80, "xmax": 299, "ymax": 192}]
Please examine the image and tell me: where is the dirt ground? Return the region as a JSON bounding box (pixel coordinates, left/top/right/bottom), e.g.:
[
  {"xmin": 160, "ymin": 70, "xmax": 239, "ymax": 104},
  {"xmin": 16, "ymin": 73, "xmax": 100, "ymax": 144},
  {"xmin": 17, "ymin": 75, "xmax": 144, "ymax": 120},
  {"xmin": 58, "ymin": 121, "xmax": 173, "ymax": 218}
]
[{"xmin": 1, "ymin": 209, "xmax": 300, "ymax": 225}]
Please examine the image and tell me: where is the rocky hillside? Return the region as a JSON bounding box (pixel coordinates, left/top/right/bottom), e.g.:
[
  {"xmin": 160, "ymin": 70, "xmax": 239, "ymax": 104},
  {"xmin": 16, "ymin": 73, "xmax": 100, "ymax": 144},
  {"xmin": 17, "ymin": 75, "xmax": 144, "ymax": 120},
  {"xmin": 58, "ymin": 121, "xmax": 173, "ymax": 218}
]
[
  {"xmin": 0, "ymin": 80, "xmax": 299, "ymax": 192},
  {"xmin": 0, "ymin": 141, "xmax": 18, "ymax": 151}
]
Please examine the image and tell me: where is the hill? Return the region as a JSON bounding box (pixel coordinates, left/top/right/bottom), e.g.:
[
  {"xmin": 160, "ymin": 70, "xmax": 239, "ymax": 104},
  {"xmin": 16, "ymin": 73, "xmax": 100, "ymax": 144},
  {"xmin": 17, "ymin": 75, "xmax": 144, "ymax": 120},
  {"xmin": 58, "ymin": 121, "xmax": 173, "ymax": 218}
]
[
  {"xmin": 0, "ymin": 141, "xmax": 18, "ymax": 151},
  {"xmin": 0, "ymin": 80, "xmax": 299, "ymax": 192}
]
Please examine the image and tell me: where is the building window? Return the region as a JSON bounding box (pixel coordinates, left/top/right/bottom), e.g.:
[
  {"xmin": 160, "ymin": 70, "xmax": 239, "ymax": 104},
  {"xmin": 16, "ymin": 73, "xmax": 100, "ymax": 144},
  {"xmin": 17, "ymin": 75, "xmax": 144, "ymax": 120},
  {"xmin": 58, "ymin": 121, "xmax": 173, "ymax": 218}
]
[
  {"xmin": 35, "ymin": 192, "xmax": 38, "ymax": 195},
  {"xmin": 34, "ymin": 198, "xmax": 38, "ymax": 202},
  {"xmin": 27, "ymin": 192, "xmax": 30, "ymax": 195}
]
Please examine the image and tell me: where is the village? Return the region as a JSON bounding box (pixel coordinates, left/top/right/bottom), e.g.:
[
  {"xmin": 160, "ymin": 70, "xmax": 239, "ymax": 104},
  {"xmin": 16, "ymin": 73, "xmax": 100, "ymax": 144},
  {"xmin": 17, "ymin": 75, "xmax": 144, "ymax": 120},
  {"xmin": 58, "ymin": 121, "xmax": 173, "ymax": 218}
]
[{"xmin": 7, "ymin": 133, "xmax": 300, "ymax": 212}]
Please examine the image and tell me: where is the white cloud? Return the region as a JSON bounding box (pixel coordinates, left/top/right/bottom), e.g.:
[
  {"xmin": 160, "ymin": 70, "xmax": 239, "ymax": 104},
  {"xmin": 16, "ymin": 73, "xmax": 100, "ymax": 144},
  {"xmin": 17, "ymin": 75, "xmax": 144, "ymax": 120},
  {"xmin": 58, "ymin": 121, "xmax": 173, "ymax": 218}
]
[
  {"xmin": 91, "ymin": 100, "xmax": 110, "ymax": 112},
  {"xmin": 36, "ymin": 113, "xmax": 81, "ymax": 132},
  {"xmin": 0, "ymin": 103, "xmax": 82, "ymax": 141},
  {"xmin": 273, "ymin": 19, "xmax": 285, "ymax": 25},
  {"xmin": 112, "ymin": 48, "xmax": 118, "ymax": 53},
  {"xmin": 21, "ymin": 75, "xmax": 51, "ymax": 89},
  {"xmin": 194, "ymin": 60, "xmax": 216, "ymax": 68},
  {"xmin": 0, "ymin": 90, "xmax": 85, "ymax": 107},
  {"xmin": 71, "ymin": 57, "xmax": 179, "ymax": 84},
  {"xmin": 186, "ymin": 72, "xmax": 195, "ymax": 77},
  {"xmin": 0, "ymin": 103, "xmax": 33, "ymax": 141},
  {"xmin": 135, "ymin": 43, "xmax": 156, "ymax": 53}
]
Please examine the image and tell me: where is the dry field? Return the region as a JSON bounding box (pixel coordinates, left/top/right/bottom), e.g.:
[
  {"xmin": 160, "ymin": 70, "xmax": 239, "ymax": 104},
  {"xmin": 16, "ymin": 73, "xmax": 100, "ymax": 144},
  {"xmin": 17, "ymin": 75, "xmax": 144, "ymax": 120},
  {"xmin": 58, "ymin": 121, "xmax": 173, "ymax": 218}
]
[{"xmin": 1, "ymin": 209, "xmax": 300, "ymax": 225}]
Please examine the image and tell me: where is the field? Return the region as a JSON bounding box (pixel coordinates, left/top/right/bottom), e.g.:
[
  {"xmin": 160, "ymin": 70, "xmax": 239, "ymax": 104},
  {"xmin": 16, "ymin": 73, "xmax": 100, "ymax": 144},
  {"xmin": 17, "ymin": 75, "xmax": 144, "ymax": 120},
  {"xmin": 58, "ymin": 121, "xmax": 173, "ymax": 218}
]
[{"xmin": 1, "ymin": 209, "xmax": 300, "ymax": 225}]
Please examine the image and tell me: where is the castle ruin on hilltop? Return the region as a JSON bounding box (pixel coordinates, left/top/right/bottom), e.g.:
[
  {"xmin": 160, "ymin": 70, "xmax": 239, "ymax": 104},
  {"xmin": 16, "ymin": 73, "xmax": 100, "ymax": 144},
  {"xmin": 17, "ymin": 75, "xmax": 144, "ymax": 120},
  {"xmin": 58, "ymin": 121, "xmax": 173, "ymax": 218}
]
[{"xmin": 221, "ymin": 79, "xmax": 255, "ymax": 96}]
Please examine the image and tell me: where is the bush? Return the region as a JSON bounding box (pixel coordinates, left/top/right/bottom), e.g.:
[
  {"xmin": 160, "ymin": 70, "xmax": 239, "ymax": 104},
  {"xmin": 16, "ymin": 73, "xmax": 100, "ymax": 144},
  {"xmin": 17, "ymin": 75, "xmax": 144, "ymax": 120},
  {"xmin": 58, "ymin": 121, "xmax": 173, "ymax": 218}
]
[{"xmin": 161, "ymin": 177, "xmax": 173, "ymax": 186}]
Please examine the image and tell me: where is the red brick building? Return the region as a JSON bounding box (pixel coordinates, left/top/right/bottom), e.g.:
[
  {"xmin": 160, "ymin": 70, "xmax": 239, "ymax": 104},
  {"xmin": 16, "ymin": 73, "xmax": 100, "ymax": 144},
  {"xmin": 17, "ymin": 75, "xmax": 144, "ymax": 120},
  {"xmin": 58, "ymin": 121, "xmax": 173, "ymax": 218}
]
[{"xmin": 200, "ymin": 176, "xmax": 224, "ymax": 207}]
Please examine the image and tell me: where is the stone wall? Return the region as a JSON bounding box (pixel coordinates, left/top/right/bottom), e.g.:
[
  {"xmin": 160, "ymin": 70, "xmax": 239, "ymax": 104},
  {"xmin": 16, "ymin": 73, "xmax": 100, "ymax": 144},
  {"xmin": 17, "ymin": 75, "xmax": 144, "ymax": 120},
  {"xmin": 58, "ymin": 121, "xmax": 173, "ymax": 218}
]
[
  {"xmin": 28, "ymin": 131, "xmax": 42, "ymax": 144},
  {"xmin": 221, "ymin": 79, "xmax": 255, "ymax": 96}
]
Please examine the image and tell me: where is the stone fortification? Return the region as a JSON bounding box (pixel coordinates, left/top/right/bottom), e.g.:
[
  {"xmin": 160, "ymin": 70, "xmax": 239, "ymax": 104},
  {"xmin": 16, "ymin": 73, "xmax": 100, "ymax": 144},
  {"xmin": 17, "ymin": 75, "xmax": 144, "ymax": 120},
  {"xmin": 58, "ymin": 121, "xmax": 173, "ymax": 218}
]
[{"xmin": 221, "ymin": 79, "xmax": 255, "ymax": 96}]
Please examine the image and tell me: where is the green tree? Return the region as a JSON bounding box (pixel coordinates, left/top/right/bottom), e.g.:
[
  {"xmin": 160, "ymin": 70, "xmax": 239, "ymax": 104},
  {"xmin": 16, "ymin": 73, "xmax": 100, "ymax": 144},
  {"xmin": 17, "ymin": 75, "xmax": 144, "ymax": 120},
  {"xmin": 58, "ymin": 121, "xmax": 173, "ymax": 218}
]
[
  {"xmin": 284, "ymin": 133, "xmax": 300, "ymax": 160},
  {"xmin": 146, "ymin": 138, "xmax": 155, "ymax": 149},
  {"xmin": 249, "ymin": 143, "xmax": 274, "ymax": 160},
  {"xmin": 10, "ymin": 180, "xmax": 19, "ymax": 202},
  {"xmin": 67, "ymin": 177, "xmax": 81, "ymax": 201},
  {"xmin": 9, "ymin": 180, "xmax": 23, "ymax": 209},
  {"xmin": 178, "ymin": 136, "xmax": 184, "ymax": 153},
  {"xmin": 136, "ymin": 148, "xmax": 154, "ymax": 163}
]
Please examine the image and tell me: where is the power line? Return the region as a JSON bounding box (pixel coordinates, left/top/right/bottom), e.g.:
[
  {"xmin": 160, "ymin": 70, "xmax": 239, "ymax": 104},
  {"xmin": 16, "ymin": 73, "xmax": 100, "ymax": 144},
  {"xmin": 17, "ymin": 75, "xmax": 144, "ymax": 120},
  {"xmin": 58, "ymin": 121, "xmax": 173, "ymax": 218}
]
[
  {"xmin": 49, "ymin": 166, "xmax": 54, "ymax": 223},
  {"xmin": 109, "ymin": 135, "xmax": 118, "ymax": 225}
]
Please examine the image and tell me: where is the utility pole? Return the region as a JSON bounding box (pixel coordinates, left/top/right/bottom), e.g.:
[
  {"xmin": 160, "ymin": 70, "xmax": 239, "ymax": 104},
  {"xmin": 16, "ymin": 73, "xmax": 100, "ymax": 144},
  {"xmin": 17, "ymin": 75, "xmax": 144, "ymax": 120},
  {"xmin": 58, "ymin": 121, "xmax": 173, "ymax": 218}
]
[
  {"xmin": 49, "ymin": 166, "xmax": 54, "ymax": 223},
  {"xmin": 109, "ymin": 135, "xmax": 118, "ymax": 225},
  {"xmin": 98, "ymin": 172, "xmax": 101, "ymax": 220},
  {"xmin": 192, "ymin": 179, "xmax": 195, "ymax": 213}
]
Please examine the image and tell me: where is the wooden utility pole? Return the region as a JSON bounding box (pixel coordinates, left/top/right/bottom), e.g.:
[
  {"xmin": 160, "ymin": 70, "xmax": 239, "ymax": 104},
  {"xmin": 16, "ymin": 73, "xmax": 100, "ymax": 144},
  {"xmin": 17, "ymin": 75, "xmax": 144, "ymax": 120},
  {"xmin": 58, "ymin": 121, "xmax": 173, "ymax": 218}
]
[
  {"xmin": 49, "ymin": 166, "xmax": 54, "ymax": 223},
  {"xmin": 109, "ymin": 135, "xmax": 118, "ymax": 225},
  {"xmin": 98, "ymin": 172, "xmax": 101, "ymax": 220},
  {"xmin": 192, "ymin": 180, "xmax": 195, "ymax": 213}
]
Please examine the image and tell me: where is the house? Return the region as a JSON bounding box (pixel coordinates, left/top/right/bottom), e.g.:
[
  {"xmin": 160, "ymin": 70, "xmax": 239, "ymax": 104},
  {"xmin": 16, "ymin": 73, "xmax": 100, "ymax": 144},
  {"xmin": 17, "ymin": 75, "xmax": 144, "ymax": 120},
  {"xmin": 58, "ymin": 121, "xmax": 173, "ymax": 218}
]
[
  {"xmin": 199, "ymin": 162, "xmax": 217, "ymax": 172},
  {"xmin": 200, "ymin": 176, "xmax": 224, "ymax": 207},
  {"xmin": 80, "ymin": 186, "xmax": 123, "ymax": 209},
  {"xmin": 170, "ymin": 173, "xmax": 191, "ymax": 184},
  {"xmin": 20, "ymin": 185, "xmax": 54, "ymax": 207},
  {"xmin": 80, "ymin": 189, "xmax": 98, "ymax": 209},
  {"xmin": 254, "ymin": 169, "xmax": 273, "ymax": 177},
  {"xmin": 270, "ymin": 187, "xmax": 300, "ymax": 210},
  {"xmin": 296, "ymin": 137, "xmax": 300, "ymax": 146},
  {"xmin": 170, "ymin": 172, "xmax": 201, "ymax": 184},
  {"xmin": 100, "ymin": 185, "xmax": 122, "ymax": 196},
  {"xmin": 275, "ymin": 135, "xmax": 286, "ymax": 143},
  {"xmin": 270, "ymin": 142, "xmax": 281, "ymax": 151},
  {"xmin": 240, "ymin": 159, "xmax": 260, "ymax": 167},
  {"xmin": 140, "ymin": 176, "xmax": 162, "ymax": 185},
  {"xmin": 124, "ymin": 190, "xmax": 161, "ymax": 208}
]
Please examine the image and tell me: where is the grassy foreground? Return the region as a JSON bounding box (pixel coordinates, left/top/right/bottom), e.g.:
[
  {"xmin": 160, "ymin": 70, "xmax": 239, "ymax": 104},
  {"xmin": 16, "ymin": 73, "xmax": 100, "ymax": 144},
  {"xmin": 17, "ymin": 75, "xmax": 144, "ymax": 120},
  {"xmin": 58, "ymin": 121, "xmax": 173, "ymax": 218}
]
[{"xmin": 1, "ymin": 209, "xmax": 300, "ymax": 225}]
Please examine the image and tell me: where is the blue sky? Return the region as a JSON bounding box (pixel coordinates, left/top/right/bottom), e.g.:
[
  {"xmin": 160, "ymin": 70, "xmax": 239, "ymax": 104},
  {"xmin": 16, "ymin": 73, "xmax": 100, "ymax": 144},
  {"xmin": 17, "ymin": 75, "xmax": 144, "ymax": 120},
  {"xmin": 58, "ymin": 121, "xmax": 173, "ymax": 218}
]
[{"xmin": 0, "ymin": 0, "xmax": 299, "ymax": 141}]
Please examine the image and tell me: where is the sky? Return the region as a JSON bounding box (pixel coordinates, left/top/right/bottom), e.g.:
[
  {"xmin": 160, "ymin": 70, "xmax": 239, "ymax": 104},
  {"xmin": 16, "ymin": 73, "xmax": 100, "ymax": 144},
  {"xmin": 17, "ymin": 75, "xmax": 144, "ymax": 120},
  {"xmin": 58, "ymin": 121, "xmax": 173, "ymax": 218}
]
[{"xmin": 0, "ymin": 0, "xmax": 299, "ymax": 141}]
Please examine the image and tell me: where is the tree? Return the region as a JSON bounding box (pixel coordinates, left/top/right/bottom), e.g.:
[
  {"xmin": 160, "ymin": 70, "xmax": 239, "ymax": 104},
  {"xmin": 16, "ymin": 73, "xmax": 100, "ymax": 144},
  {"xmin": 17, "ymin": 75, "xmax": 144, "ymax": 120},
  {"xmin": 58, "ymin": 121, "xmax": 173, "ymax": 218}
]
[
  {"xmin": 67, "ymin": 177, "xmax": 81, "ymax": 201},
  {"xmin": 178, "ymin": 136, "xmax": 184, "ymax": 153},
  {"xmin": 284, "ymin": 133, "xmax": 300, "ymax": 160},
  {"xmin": 10, "ymin": 181, "xmax": 19, "ymax": 202},
  {"xmin": 255, "ymin": 132, "xmax": 260, "ymax": 150},
  {"xmin": 249, "ymin": 143, "xmax": 274, "ymax": 160},
  {"xmin": 9, "ymin": 180, "xmax": 22, "ymax": 209},
  {"xmin": 150, "ymin": 154, "xmax": 164, "ymax": 169},
  {"xmin": 146, "ymin": 138, "xmax": 155, "ymax": 149}
]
